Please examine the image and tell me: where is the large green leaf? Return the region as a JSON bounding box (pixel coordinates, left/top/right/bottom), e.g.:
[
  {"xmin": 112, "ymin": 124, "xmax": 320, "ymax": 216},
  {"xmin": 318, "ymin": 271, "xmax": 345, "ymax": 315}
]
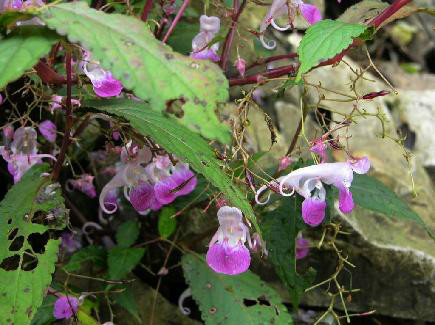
[
  {"xmin": 261, "ymin": 197, "xmax": 315, "ymax": 308},
  {"xmin": 64, "ymin": 245, "xmax": 107, "ymax": 272},
  {"xmin": 350, "ymin": 174, "xmax": 432, "ymax": 237},
  {"xmin": 0, "ymin": 26, "xmax": 59, "ymax": 89},
  {"xmin": 85, "ymin": 99, "xmax": 259, "ymax": 234},
  {"xmin": 158, "ymin": 207, "xmax": 177, "ymax": 239},
  {"xmin": 0, "ymin": 164, "xmax": 67, "ymax": 325},
  {"xmin": 116, "ymin": 220, "xmax": 140, "ymax": 248},
  {"xmin": 182, "ymin": 254, "xmax": 293, "ymax": 325},
  {"xmin": 39, "ymin": 1, "xmax": 231, "ymax": 143},
  {"xmin": 296, "ymin": 19, "xmax": 367, "ymax": 80},
  {"xmin": 107, "ymin": 247, "xmax": 145, "ymax": 280}
]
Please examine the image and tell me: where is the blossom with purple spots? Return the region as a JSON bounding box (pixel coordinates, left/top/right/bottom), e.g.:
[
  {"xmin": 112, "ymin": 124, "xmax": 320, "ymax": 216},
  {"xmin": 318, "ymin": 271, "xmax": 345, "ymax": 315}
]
[
  {"xmin": 0, "ymin": 127, "xmax": 56, "ymax": 183},
  {"xmin": 38, "ymin": 120, "xmax": 57, "ymax": 143},
  {"xmin": 206, "ymin": 206, "xmax": 252, "ymax": 275},
  {"xmin": 255, "ymin": 157, "xmax": 371, "ymax": 227},
  {"xmin": 190, "ymin": 15, "xmax": 221, "ymax": 62},
  {"xmin": 53, "ymin": 296, "xmax": 79, "ymax": 319},
  {"xmin": 260, "ymin": 0, "xmax": 322, "ymax": 49}
]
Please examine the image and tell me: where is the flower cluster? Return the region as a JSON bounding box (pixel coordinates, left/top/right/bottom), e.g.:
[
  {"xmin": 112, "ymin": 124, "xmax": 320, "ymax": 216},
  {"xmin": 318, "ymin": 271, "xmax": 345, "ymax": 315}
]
[
  {"xmin": 206, "ymin": 206, "xmax": 252, "ymax": 275},
  {"xmin": 256, "ymin": 157, "xmax": 370, "ymax": 227},
  {"xmin": 260, "ymin": 0, "xmax": 322, "ymax": 49},
  {"xmin": 190, "ymin": 15, "xmax": 221, "ymax": 62},
  {"xmin": 99, "ymin": 143, "xmax": 197, "ymax": 214},
  {"xmin": 0, "ymin": 126, "xmax": 56, "ymax": 183}
]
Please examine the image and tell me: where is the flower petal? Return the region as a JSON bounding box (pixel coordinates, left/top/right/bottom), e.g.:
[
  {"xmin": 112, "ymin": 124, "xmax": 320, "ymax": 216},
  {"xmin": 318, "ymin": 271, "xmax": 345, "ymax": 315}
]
[
  {"xmin": 296, "ymin": 237, "xmax": 309, "ymax": 260},
  {"xmin": 53, "ymin": 296, "xmax": 79, "ymax": 319},
  {"xmin": 302, "ymin": 197, "xmax": 326, "ymax": 227},
  {"xmin": 338, "ymin": 185, "xmax": 354, "ymax": 213},
  {"xmin": 206, "ymin": 242, "xmax": 251, "ymax": 275},
  {"xmin": 129, "ymin": 182, "xmax": 157, "ymax": 212},
  {"xmin": 155, "ymin": 169, "xmax": 197, "ymax": 204},
  {"xmin": 93, "ymin": 73, "xmax": 123, "ymax": 97},
  {"xmin": 299, "ymin": 3, "xmax": 322, "ymax": 25},
  {"xmin": 348, "ymin": 156, "xmax": 371, "ymax": 174}
]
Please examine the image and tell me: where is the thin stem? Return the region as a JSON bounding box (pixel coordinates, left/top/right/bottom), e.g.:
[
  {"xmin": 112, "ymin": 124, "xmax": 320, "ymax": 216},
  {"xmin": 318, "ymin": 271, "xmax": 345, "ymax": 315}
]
[
  {"xmin": 162, "ymin": 0, "xmax": 190, "ymax": 43},
  {"xmin": 52, "ymin": 51, "xmax": 73, "ymax": 180},
  {"xmin": 219, "ymin": 0, "xmax": 247, "ymax": 70},
  {"xmin": 229, "ymin": 64, "xmax": 297, "ymax": 86},
  {"xmin": 370, "ymin": 0, "xmax": 411, "ymax": 28},
  {"xmin": 246, "ymin": 53, "xmax": 298, "ymax": 71},
  {"xmin": 141, "ymin": 0, "xmax": 154, "ymax": 22}
]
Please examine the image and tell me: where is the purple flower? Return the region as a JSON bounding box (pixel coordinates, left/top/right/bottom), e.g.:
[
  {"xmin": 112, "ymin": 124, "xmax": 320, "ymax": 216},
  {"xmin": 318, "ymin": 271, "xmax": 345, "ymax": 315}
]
[
  {"xmin": 260, "ymin": 0, "xmax": 322, "ymax": 49},
  {"xmin": 154, "ymin": 168, "xmax": 197, "ymax": 205},
  {"xmin": 190, "ymin": 15, "xmax": 221, "ymax": 62},
  {"xmin": 296, "ymin": 235, "xmax": 309, "ymax": 260},
  {"xmin": 82, "ymin": 51, "xmax": 123, "ymax": 97},
  {"xmin": 67, "ymin": 174, "xmax": 97, "ymax": 198},
  {"xmin": 0, "ymin": 127, "xmax": 56, "ymax": 183},
  {"xmin": 234, "ymin": 58, "xmax": 246, "ymax": 77},
  {"xmin": 129, "ymin": 181, "xmax": 158, "ymax": 212},
  {"xmin": 112, "ymin": 131, "xmax": 121, "ymax": 141},
  {"xmin": 206, "ymin": 206, "xmax": 252, "ymax": 275},
  {"xmin": 2, "ymin": 0, "xmax": 23, "ymax": 10},
  {"xmin": 53, "ymin": 296, "xmax": 79, "ymax": 319},
  {"xmin": 61, "ymin": 232, "xmax": 82, "ymax": 253},
  {"xmin": 278, "ymin": 156, "xmax": 293, "ymax": 171},
  {"xmin": 2, "ymin": 125, "xmax": 14, "ymax": 141},
  {"xmin": 49, "ymin": 95, "xmax": 81, "ymax": 114},
  {"xmin": 255, "ymin": 158, "xmax": 371, "ymax": 227},
  {"xmin": 38, "ymin": 120, "xmax": 57, "ymax": 143},
  {"xmin": 310, "ymin": 139, "xmax": 327, "ymax": 162}
]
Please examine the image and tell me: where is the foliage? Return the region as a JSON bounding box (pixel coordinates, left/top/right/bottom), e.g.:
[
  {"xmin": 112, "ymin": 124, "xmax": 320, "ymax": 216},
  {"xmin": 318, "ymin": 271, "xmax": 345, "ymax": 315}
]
[
  {"xmin": 182, "ymin": 254, "xmax": 293, "ymax": 325},
  {"xmin": 116, "ymin": 220, "xmax": 140, "ymax": 248},
  {"xmin": 0, "ymin": 164, "xmax": 67, "ymax": 325},
  {"xmin": 0, "ymin": 26, "xmax": 59, "ymax": 89},
  {"xmin": 64, "ymin": 245, "xmax": 107, "ymax": 272},
  {"xmin": 39, "ymin": 2, "xmax": 231, "ymax": 143},
  {"xmin": 158, "ymin": 207, "xmax": 177, "ymax": 238}
]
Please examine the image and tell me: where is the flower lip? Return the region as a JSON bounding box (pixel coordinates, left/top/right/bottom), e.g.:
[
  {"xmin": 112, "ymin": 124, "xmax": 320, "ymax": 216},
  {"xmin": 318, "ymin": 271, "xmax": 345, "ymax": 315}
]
[
  {"xmin": 53, "ymin": 296, "xmax": 79, "ymax": 319},
  {"xmin": 206, "ymin": 241, "xmax": 251, "ymax": 275}
]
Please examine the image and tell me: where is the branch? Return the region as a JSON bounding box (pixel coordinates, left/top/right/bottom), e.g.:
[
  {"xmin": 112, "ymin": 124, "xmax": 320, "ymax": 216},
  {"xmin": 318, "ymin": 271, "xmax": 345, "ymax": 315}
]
[
  {"xmin": 141, "ymin": 0, "xmax": 154, "ymax": 22},
  {"xmin": 246, "ymin": 52, "xmax": 298, "ymax": 71},
  {"xmin": 162, "ymin": 0, "xmax": 190, "ymax": 43},
  {"xmin": 229, "ymin": 64, "xmax": 297, "ymax": 86},
  {"xmin": 219, "ymin": 0, "xmax": 247, "ymax": 70}
]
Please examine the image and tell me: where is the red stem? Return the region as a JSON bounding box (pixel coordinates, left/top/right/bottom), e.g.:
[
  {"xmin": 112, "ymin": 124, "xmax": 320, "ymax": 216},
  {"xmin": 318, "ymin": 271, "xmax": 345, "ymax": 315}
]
[
  {"xmin": 229, "ymin": 0, "xmax": 411, "ymax": 87},
  {"xmin": 162, "ymin": 0, "xmax": 190, "ymax": 43},
  {"xmin": 141, "ymin": 0, "xmax": 154, "ymax": 22},
  {"xmin": 246, "ymin": 53, "xmax": 298, "ymax": 71},
  {"xmin": 219, "ymin": 0, "xmax": 247, "ymax": 70}
]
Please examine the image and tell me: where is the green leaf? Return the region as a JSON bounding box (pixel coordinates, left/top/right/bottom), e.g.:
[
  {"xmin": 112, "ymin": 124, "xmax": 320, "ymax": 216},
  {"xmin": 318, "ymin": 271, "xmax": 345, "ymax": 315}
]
[
  {"xmin": 85, "ymin": 99, "xmax": 260, "ymax": 235},
  {"xmin": 64, "ymin": 245, "xmax": 107, "ymax": 272},
  {"xmin": 39, "ymin": 1, "xmax": 231, "ymax": 143},
  {"xmin": 338, "ymin": 0, "xmax": 388, "ymax": 24},
  {"xmin": 116, "ymin": 220, "xmax": 140, "ymax": 248},
  {"xmin": 158, "ymin": 207, "xmax": 177, "ymax": 239},
  {"xmin": 113, "ymin": 286, "xmax": 141, "ymax": 322},
  {"xmin": 0, "ymin": 11, "xmax": 35, "ymax": 30},
  {"xmin": 296, "ymin": 19, "xmax": 367, "ymax": 80},
  {"xmin": 107, "ymin": 247, "xmax": 145, "ymax": 280},
  {"xmin": 0, "ymin": 26, "xmax": 59, "ymax": 89},
  {"xmin": 31, "ymin": 295, "xmax": 57, "ymax": 325},
  {"xmin": 0, "ymin": 164, "xmax": 67, "ymax": 325},
  {"xmin": 349, "ymin": 174, "xmax": 432, "ymax": 237},
  {"xmin": 261, "ymin": 197, "xmax": 315, "ymax": 308},
  {"xmin": 182, "ymin": 254, "xmax": 293, "ymax": 325}
]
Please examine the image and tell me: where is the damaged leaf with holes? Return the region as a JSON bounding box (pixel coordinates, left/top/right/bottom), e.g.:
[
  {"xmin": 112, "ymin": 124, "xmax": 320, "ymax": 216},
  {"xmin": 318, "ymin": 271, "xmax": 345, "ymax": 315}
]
[
  {"xmin": 0, "ymin": 164, "xmax": 68, "ymax": 325},
  {"xmin": 182, "ymin": 254, "xmax": 293, "ymax": 325}
]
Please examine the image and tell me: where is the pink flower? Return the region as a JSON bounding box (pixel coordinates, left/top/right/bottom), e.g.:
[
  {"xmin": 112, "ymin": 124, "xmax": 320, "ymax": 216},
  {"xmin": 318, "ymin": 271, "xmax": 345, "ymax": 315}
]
[
  {"xmin": 206, "ymin": 206, "xmax": 252, "ymax": 275},
  {"xmin": 2, "ymin": 125, "xmax": 14, "ymax": 141},
  {"xmin": 234, "ymin": 58, "xmax": 246, "ymax": 77},
  {"xmin": 67, "ymin": 174, "xmax": 97, "ymax": 198},
  {"xmin": 0, "ymin": 127, "xmax": 56, "ymax": 183},
  {"xmin": 296, "ymin": 235, "xmax": 309, "ymax": 259},
  {"xmin": 112, "ymin": 131, "xmax": 120, "ymax": 141},
  {"xmin": 278, "ymin": 156, "xmax": 293, "ymax": 171},
  {"xmin": 255, "ymin": 158, "xmax": 371, "ymax": 227},
  {"xmin": 53, "ymin": 296, "xmax": 79, "ymax": 319},
  {"xmin": 38, "ymin": 120, "xmax": 57, "ymax": 143},
  {"xmin": 81, "ymin": 51, "xmax": 123, "ymax": 97},
  {"xmin": 260, "ymin": 0, "xmax": 322, "ymax": 49},
  {"xmin": 2, "ymin": 0, "xmax": 23, "ymax": 10},
  {"xmin": 154, "ymin": 168, "xmax": 197, "ymax": 205},
  {"xmin": 49, "ymin": 95, "xmax": 81, "ymax": 114},
  {"xmin": 310, "ymin": 139, "xmax": 327, "ymax": 162},
  {"xmin": 190, "ymin": 15, "xmax": 221, "ymax": 62}
]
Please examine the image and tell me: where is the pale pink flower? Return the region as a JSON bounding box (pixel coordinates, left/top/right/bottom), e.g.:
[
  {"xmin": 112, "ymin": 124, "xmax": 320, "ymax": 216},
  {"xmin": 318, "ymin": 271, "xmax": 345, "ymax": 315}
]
[
  {"xmin": 38, "ymin": 120, "xmax": 57, "ymax": 143},
  {"xmin": 234, "ymin": 57, "xmax": 246, "ymax": 77},
  {"xmin": 190, "ymin": 15, "xmax": 221, "ymax": 62},
  {"xmin": 67, "ymin": 174, "xmax": 97, "ymax": 198},
  {"xmin": 296, "ymin": 235, "xmax": 309, "ymax": 260}
]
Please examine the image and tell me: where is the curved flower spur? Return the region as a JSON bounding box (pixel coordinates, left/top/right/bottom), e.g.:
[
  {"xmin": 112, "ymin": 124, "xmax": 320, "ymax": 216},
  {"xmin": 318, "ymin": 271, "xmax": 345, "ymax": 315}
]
[
  {"xmin": 260, "ymin": 0, "xmax": 322, "ymax": 49},
  {"xmin": 255, "ymin": 157, "xmax": 371, "ymax": 227}
]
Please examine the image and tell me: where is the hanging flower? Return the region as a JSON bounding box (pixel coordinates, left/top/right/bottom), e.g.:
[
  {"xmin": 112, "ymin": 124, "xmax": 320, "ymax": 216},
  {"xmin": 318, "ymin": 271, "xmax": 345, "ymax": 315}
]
[
  {"xmin": 2, "ymin": 125, "xmax": 14, "ymax": 141},
  {"xmin": 296, "ymin": 233, "xmax": 309, "ymax": 259},
  {"xmin": 206, "ymin": 206, "xmax": 252, "ymax": 275},
  {"xmin": 66, "ymin": 174, "xmax": 97, "ymax": 198},
  {"xmin": 310, "ymin": 139, "xmax": 328, "ymax": 162},
  {"xmin": 0, "ymin": 127, "xmax": 56, "ymax": 183},
  {"xmin": 190, "ymin": 15, "xmax": 221, "ymax": 62},
  {"xmin": 260, "ymin": 0, "xmax": 322, "ymax": 49},
  {"xmin": 49, "ymin": 95, "xmax": 81, "ymax": 114},
  {"xmin": 234, "ymin": 57, "xmax": 246, "ymax": 77},
  {"xmin": 53, "ymin": 296, "xmax": 79, "ymax": 319},
  {"xmin": 38, "ymin": 120, "xmax": 57, "ymax": 143},
  {"xmin": 81, "ymin": 51, "xmax": 123, "ymax": 97},
  {"xmin": 255, "ymin": 157, "xmax": 371, "ymax": 227}
]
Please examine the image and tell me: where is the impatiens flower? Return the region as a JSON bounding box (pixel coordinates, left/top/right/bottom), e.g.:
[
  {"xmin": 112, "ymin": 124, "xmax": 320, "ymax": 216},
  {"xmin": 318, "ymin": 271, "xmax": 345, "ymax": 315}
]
[
  {"xmin": 260, "ymin": 0, "xmax": 322, "ymax": 49},
  {"xmin": 234, "ymin": 57, "xmax": 246, "ymax": 77},
  {"xmin": 61, "ymin": 232, "xmax": 82, "ymax": 253},
  {"xmin": 2, "ymin": 125, "xmax": 14, "ymax": 141},
  {"xmin": 53, "ymin": 296, "xmax": 79, "ymax": 319},
  {"xmin": 278, "ymin": 156, "xmax": 293, "ymax": 171},
  {"xmin": 38, "ymin": 120, "xmax": 57, "ymax": 143},
  {"xmin": 296, "ymin": 234, "xmax": 309, "ymax": 259},
  {"xmin": 49, "ymin": 95, "xmax": 81, "ymax": 114},
  {"xmin": 81, "ymin": 51, "xmax": 123, "ymax": 97},
  {"xmin": 1, "ymin": 0, "xmax": 23, "ymax": 10},
  {"xmin": 0, "ymin": 127, "xmax": 56, "ymax": 183},
  {"xmin": 112, "ymin": 131, "xmax": 120, "ymax": 141},
  {"xmin": 67, "ymin": 174, "xmax": 97, "ymax": 198},
  {"xmin": 206, "ymin": 206, "xmax": 252, "ymax": 275},
  {"xmin": 310, "ymin": 139, "xmax": 328, "ymax": 162},
  {"xmin": 255, "ymin": 157, "xmax": 371, "ymax": 227},
  {"xmin": 190, "ymin": 15, "xmax": 221, "ymax": 62}
]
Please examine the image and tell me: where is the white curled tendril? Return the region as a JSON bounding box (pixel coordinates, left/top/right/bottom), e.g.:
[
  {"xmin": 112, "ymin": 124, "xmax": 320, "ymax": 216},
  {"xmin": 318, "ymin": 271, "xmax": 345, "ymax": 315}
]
[
  {"xmin": 255, "ymin": 184, "xmax": 272, "ymax": 205},
  {"xmin": 259, "ymin": 34, "xmax": 277, "ymax": 50},
  {"xmin": 178, "ymin": 287, "xmax": 192, "ymax": 315},
  {"xmin": 278, "ymin": 174, "xmax": 296, "ymax": 197},
  {"xmin": 271, "ymin": 18, "xmax": 292, "ymax": 31}
]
